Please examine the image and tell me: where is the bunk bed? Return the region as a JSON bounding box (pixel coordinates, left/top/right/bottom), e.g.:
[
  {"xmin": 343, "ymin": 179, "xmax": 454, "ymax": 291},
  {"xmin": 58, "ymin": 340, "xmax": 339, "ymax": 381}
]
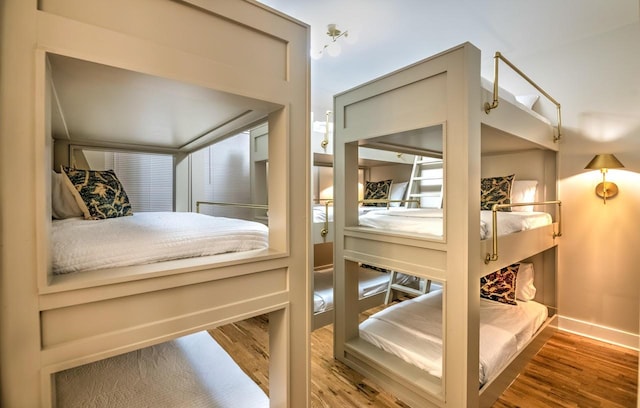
[
  {"xmin": 11, "ymin": 1, "xmax": 310, "ymax": 407},
  {"xmin": 311, "ymin": 133, "xmax": 420, "ymax": 329},
  {"xmin": 332, "ymin": 43, "xmax": 561, "ymax": 408}
]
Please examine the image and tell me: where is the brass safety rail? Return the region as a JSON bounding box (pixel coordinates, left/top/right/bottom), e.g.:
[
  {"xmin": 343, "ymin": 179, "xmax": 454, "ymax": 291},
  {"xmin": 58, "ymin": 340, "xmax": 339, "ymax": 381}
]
[
  {"xmin": 484, "ymin": 51, "xmax": 563, "ymax": 143},
  {"xmin": 320, "ymin": 200, "xmax": 333, "ymax": 238},
  {"xmin": 196, "ymin": 201, "xmax": 268, "ymax": 213},
  {"xmin": 484, "ymin": 200, "xmax": 562, "ymax": 264}
]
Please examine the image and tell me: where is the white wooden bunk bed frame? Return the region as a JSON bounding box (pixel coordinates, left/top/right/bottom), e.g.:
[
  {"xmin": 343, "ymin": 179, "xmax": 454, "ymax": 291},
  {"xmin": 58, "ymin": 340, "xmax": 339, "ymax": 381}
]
[
  {"xmin": 333, "ymin": 43, "xmax": 562, "ymax": 407},
  {"xmin": 1, "ymin": 1, "xmax": 310, "ymax": 407},
  {"xmin": 311, "ymin": 160, "xmax": 420, "ymax": 330}
]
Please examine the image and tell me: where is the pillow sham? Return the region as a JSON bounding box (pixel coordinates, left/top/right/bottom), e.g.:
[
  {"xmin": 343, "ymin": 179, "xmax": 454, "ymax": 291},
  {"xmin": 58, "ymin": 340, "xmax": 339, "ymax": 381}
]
[
  {"xmin": 51, "ymin": 171, "xmax": 83, "ymax": 219},
  {"xmin": 480, "ymin": 264, "xmax": 519, "ymax": 305},
  {"xmin": 515, "ymin": 262, "xmax": 537, "ymax": 301},
  {"xmin": 511, "ymin": 180, "xmax": 538, "ymax": 212},
  {"xmin": 61, "ymin": 166, "xmax": 133, "ymax": 220},
  {"xmin": 389, "ymin": 181, "xmax": 408, "ymax": 207},
  {"xmin": 362, "ymin": 179, "xmax": 392, "ymax": 207},
  {"xmin": 481, "ymin": 174, "xmax": 514, "ymax": 211},
  {"xmin": 515, "ymin": 94, "xmax": 539, "ymax": 110}
]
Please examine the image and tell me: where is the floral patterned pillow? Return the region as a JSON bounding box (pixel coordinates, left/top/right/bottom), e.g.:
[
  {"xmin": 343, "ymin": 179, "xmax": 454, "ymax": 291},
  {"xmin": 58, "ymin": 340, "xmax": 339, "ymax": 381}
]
[
  {"xmin": 480, "ymin": 264, "xmax": 519, "ymax": 305},
  {"xmin": 481, "ymin": 174, "xmax": 515, "ymax": 211},
  {"xmin": 362, "ymin": 179, "xmax": 392, "ymax": 207},
  {"xmin": 62, "ymin": 167, "xmax": 133, "ymax": 220}
]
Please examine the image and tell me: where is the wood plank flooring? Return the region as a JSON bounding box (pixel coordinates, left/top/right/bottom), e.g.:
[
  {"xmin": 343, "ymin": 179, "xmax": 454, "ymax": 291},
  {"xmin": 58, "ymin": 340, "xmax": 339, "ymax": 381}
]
[{"xmin": 209, "ymin": 315, "xmax": 638, "ymax": 407}]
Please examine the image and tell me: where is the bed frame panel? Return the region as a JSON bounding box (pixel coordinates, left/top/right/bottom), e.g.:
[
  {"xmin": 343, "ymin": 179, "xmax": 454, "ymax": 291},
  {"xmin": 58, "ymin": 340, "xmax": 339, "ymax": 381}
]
[
  {"xmin": 333, "ymin": 42, "xmax": 560, "ymax": 407},
  {"xmin": 1, "ymin": 1, "xmax": 310, "ymax": 407}
]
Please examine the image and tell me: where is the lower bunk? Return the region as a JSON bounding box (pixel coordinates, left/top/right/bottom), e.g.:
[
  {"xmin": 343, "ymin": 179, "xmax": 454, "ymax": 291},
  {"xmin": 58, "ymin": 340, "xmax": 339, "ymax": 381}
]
[
  {"xmin": 55, "ymin": 330, "xmax": 269, "ymax": 408},
  {"xmin": 313, "ymin": 264, "xmax": 421, "ymax": 329},
  {"xmin": 338, "ymin": 259, "xmax": 557, "ymax": 408}
]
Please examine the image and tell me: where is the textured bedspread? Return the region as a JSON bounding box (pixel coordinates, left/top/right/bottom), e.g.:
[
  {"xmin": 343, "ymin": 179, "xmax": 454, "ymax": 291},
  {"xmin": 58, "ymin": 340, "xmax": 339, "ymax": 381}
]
[
  {"xmin": 55, "ymin": 331, "xmax": 269, "ymax": 408},
  {"xmin": 359, "ymin": 289, "xmax": 548, "ymax": 385},
  {"xmin": 52, "ymin": 212, "xmax": 269, "ymax": 274},
  {"xmin": 358, "ymin": 208, "xmax": 552, "ymax": 239}
]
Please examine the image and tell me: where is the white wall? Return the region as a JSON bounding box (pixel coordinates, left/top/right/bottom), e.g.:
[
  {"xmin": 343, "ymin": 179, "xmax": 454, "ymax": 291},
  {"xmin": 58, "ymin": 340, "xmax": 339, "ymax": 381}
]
[{"xmin": 516, "ymin": 22, "xmax": 640, "ymax": 348}]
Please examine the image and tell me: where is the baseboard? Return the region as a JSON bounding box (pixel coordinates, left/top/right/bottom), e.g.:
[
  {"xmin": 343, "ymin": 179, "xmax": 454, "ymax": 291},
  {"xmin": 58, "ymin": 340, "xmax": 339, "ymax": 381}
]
[{"xmin": 558, "ymin": 315, "xmax": 639, "ymax": 351}]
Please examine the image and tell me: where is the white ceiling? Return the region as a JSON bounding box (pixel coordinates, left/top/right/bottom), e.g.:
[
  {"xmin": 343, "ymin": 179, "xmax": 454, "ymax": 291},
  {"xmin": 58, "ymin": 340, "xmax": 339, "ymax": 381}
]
[{"xmin": 259, "ymin": 0, "xmax": 640, "ymax": 134}]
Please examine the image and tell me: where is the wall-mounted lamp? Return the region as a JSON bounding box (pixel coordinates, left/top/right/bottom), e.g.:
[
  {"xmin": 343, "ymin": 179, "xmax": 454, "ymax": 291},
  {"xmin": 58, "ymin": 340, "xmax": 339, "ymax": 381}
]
[{"xmin": 584, "ymin": 154, "xmax": 624, "ymax": 204}]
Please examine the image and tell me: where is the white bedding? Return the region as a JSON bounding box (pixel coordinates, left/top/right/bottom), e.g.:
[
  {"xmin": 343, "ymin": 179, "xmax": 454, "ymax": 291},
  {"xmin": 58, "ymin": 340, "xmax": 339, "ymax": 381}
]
[
  {"xmin": 358, "ymin": 208, "xmax": 552, "ymax": 239},
  {"xmin": 52, "ymin": 212, "xmax": 269, "ymax": 275},
  {"xmin": 55, "ymin": 331, "xmax": 269, "ymax": 408},
  {"xmin": 313, "ymin": 205, "xmax": 393, "ymax": 223},
  {"xmin": 313, "ymin": 266, "xmax": 420, "ymax": 313},
  {"xmin": 359, "ymin": 289, "xmax": 548, "ymax": 386}
]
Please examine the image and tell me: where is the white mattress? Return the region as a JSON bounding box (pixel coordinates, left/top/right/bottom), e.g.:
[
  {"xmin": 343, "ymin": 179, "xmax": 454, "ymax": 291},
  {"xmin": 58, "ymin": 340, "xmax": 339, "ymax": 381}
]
[
  {"xmin": 55, "ymin": 331, "xmax": 269, "ymax": 408},
  {"xmin": 313, "ymin": 266, "xmax": 420, "ymax": 313},
  {"xmin": 52, "ymin": 212, "xmax": 269, "ymax": 275},
  {"xmin": 358, "ymin": 208, "xmax": 552, "ymax": 240},
  {"xmin": 359, "ymin": 289, "xmax": 548, "ymax": 386},
  {"xmin": 313, "ymin": 205, "xmax": 390, "ymax": 223}
]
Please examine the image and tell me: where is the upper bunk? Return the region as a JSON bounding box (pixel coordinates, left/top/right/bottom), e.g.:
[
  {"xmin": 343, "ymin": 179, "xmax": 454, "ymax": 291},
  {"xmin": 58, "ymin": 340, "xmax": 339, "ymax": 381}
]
[{"xmin": 333, "ymin": 42, "xmax": 562, "ymax": 281}]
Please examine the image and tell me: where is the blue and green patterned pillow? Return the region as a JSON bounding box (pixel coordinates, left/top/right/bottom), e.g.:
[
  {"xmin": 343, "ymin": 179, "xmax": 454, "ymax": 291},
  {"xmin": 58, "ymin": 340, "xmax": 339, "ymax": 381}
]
[
  {"xmin": 62, "ymin": 167, "xmax": 133, "ymax": 220},
  {"xmin": 481, "ymin": 174, "xmax": 515, "ymax": 211},
  {"xmin": 362, "ymin": 179, "xmax": 392, "ymax": 207},
  {"xmin": 480, "ymin": 264, "xmax": 519, "ymax": 305}
]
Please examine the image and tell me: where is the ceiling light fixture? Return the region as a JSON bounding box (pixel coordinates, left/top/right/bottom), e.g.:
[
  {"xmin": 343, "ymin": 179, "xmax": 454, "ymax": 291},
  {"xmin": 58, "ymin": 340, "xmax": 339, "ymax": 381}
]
[{"xmin": 315, "ymin": 24, "xmax": 349, "ymax": 58}]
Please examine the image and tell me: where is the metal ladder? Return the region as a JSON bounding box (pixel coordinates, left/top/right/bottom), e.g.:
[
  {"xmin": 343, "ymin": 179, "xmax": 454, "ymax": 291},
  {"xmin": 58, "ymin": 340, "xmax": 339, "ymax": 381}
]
[
  {"xmin": 384, "ymin": 155, "xmax": 442, "ymax": 303},
  {"xmin": 405, "ymin": 155, "xmax": 444, "ymax": 208},
  {"xmin": 384, "ymin": 271, "xmax": 432, "ymax": 304}
]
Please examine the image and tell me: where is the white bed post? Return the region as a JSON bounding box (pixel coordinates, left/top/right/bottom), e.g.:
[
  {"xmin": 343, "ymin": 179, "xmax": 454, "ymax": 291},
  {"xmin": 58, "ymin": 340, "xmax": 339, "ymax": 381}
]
[{"xmin": 441, "ymin": 43, "xmax": 482, "ymax": 408}]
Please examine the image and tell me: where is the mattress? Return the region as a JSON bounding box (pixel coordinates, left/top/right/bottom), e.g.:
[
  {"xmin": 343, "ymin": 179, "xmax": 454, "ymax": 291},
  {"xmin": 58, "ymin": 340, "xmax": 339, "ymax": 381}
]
[
  {"xmin": 313, "ymin": 205, "xmax": 390, "ymax": 223},
  {"xmin": 55, "ymin": 331, "xmax": 269, "ymax": 408},
  {"xmin": 358, "ymin": 208, "xmax": 552, "ymax": 239},
  {"xmin": 313, "ymin": 266, "xmax": 420, "ymax": 313},
  {"xmin": 52, "ymin": 212, "xmax": 269, "ymax": 274},
  {"xmin": 359, "ymin": 289, "xmax": 548, "ymax": 386}
]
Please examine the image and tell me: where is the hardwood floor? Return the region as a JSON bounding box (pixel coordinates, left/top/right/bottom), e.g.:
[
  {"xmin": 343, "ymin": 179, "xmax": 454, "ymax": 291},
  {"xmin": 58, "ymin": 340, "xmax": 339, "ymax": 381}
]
[{"xmin": 209, "ymin": 315, "xmax": 638, "ymax": 407}]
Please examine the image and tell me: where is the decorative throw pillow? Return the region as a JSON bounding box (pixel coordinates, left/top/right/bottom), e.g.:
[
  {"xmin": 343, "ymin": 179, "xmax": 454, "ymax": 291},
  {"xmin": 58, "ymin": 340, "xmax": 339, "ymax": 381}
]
[
  {"xmin": 480, "ymin": 264, "xmax": 519, "ymax": 305},
  {"xmin": 481, "ymin": 174, "xmax": 515, "ymax": 211},
  {"xmin": 51, "ymin": 171, "xmax": 83, "ymax": 219},
  {"xmin": 61, "ymin": 166, "xmax": 133, "ymax": 220},
  {"xmin": 515, "ymin": 262, "xmax": 537, "ymax": 301},
  {"xmin": 362, "ymin": 179, "xmax": 392, "ymax": 207}
]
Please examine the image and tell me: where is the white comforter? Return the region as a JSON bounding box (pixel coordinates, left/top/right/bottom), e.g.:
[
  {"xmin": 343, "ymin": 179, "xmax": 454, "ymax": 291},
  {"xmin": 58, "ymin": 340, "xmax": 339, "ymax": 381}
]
[
  {"xmin": 358, "ymin": 208, "xmax": 552, "ymax": 239},
  {"xmin": 55, "ymin": 331, "xmax": 269, "ymax": 408},
  {"xmin": 359, "ymin": 289, "xmax": 548, "ymax": 385},
  {"xmin": 52, "ymin": 212, "xmax": 269, "ymax": 274}
]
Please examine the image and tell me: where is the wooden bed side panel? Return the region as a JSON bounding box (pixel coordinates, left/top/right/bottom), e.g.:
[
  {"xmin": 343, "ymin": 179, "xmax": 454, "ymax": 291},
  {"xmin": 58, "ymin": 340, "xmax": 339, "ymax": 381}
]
[
  {"xmin": 343, "ymin": 235, "xmax": 447, "ymax": 282},
  {"xmin": 480, "ymin": 86, "xmax": 558, "ymax": 151},
  {"xmin": 38, "ymin": 0, "xmax": 290, "ymax": 85},
  {"xmin": 340, "ymin": 74, "xmax": 448, "ymax": 143},
  {"xmin": 41, "ymin": 268, "xmax": 287, "ymax": 363},
  {"xmin": 479, "ymin": 223, "xmax": 560, "ymax": 276}
]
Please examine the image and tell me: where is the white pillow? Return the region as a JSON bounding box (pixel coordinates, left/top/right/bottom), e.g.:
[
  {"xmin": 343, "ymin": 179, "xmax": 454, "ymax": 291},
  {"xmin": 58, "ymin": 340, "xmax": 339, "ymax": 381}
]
[
  {"xmin": 516, "ymin": 262, "xmax": 536, "ymax": 301},
  {"xmin": 389, "ymin": 181, "xmax": 408, "ymax": 207},
  {"xmin": 51, "ymin": 171, "xmax": 83, "ymax": 219},
  {"xmin": 511, "ymin": 180, "xmax": 538, "ymax": 212},
  {"xmin": 515, "ymin": 94, "xmax": 539, "ymax": 110}
]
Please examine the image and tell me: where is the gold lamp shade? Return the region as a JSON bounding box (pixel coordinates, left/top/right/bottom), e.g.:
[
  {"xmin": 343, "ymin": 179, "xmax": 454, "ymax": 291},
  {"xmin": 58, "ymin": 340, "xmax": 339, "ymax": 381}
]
[{"xmin": 584, "ymin": 154, "xmax": 624, "ymax": 204}]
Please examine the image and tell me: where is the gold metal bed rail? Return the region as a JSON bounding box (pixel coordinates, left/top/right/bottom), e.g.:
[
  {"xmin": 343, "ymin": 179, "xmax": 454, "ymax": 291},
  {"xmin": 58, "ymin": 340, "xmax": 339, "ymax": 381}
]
[
  {"xmin": 196, "ymin": 201, "xmax": 268, "ymax": 213},
  {"xmin": 484, "ymin": 200, "xmax": 562, "ymax": 264},
  {"xmin": 320, "ymin": 200, "xmax": 333, "ymax": 238},
  {"xmin": 484, "ymin": 51, "xmax": 563, "ymax": 143}
]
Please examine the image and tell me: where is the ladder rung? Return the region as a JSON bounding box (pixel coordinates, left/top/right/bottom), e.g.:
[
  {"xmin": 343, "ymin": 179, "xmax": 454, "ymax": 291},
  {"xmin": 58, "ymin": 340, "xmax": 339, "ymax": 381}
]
[
  {"xmin": 409, "ymin": 192, "xmax": 441, "ymax": 197},
  {"xmin": 389, "ymin": 284, "xmax": 424, "ymax": 297}
]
